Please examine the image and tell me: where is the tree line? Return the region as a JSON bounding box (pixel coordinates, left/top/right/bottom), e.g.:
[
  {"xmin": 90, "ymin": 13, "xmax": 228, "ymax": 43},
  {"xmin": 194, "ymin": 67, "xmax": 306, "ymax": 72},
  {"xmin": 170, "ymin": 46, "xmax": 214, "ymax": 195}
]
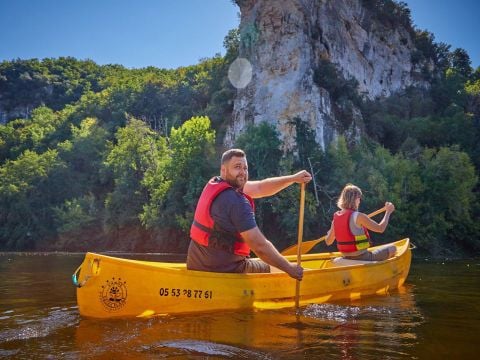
[{"xmin": 0, "ymin": 22, "xmax": 479, "ymax": 257}]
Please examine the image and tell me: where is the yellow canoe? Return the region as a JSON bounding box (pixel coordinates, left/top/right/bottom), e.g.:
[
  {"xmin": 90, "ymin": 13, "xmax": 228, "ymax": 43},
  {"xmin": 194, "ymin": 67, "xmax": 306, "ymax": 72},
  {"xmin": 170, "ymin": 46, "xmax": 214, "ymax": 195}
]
[{"xmin": 73, "ymin": 238, "xmax": 412, "ymax": 318}]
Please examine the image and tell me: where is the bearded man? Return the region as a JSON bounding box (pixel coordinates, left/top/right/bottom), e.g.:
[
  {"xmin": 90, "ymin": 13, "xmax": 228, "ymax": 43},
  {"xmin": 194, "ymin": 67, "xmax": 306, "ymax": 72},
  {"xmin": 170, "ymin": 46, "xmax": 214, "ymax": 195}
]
[{"xmin": 187, "ymin": 148, "xmax": 311, "ymax": 280}]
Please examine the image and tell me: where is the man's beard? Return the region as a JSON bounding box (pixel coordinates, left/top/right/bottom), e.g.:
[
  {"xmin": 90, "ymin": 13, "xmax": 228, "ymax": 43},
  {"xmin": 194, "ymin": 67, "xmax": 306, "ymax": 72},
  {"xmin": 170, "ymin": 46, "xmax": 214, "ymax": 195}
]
[{"xmin": 225, "ymin": 174, "xmax": 246, "ymax": 190}]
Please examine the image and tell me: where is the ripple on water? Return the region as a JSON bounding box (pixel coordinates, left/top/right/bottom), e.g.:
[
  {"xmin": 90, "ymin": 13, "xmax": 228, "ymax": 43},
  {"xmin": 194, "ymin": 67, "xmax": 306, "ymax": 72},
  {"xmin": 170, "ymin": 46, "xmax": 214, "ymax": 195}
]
[
  {"xmin": 301, "ymin": 300, "xmax": 423, "ymax": 324},
  {"xmin": 302, "ymin": 303, "xmax": 363, "ymax": 322},
  {"xmin": 144, "ymin": 339, "xmax": 272, "ymax": 359},
  {"xmin": 0, "ymin": 306, "xmax": 79, "ymax": 343},
  {"xmin": 281, "ymin": 301, "xmax": 425, "ymax": 359},
  {"xmin": 0, "ymin": 349, "xmax": 20, "ymax": 357}
]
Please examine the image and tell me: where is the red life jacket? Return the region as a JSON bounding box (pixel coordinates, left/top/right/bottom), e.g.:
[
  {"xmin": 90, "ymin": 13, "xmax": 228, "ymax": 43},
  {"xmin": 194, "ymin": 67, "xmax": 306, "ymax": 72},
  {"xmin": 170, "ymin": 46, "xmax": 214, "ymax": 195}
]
[
  {"xmin": 333, "ymin": 209, "xmax": 370, "ymax": 253},
  {"xmin": 190, "ymin": 177, "xmax": 254, "ymax": 256}
]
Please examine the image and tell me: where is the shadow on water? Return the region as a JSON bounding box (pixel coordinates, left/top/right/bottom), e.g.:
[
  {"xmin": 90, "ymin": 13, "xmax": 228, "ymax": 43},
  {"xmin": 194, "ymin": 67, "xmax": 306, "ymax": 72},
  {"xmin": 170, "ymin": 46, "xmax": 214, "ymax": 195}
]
[{"xmin": 0, "ymin": 253, "xmax": 479, "ymax": 359}]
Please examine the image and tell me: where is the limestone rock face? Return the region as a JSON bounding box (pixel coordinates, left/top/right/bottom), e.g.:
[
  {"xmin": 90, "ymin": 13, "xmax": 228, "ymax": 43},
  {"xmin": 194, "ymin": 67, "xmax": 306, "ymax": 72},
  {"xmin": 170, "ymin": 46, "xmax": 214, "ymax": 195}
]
[{"xmin": 226, "ymin": 0, "xmax": 428, "ymax": 150}]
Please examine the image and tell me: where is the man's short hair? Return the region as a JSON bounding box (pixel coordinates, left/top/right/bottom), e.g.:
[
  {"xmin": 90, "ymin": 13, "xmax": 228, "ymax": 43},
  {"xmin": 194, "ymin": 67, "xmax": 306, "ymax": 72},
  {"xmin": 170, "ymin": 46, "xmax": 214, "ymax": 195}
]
[{"xmin": 221, "ymin": 148, "xmax": 245, "ymax": 164}]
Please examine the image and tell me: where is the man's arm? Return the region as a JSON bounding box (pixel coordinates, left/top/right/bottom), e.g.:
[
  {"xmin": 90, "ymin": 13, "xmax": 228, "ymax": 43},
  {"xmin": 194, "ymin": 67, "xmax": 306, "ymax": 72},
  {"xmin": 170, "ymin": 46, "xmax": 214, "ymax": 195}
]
[
  {"xmin": 240, "ymin": 226, "xmax": 303, "ymax": 280},
  {"xmin": 243, "ymin": 170, "xmax": 312, "ymax": 199}
]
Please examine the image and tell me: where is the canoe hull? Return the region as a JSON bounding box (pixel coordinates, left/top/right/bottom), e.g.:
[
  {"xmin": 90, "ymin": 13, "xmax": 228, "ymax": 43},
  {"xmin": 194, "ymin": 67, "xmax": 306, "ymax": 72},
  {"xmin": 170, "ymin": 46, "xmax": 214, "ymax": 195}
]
[{"xmin": 75, "ymin": 238, "xmax": 412, "ymax": 318}]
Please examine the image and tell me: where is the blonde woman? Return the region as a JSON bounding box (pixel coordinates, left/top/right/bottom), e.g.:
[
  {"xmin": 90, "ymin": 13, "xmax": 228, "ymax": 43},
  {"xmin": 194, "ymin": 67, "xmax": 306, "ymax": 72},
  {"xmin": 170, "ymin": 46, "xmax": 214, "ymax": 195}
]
[{"xmin": 325, "ymin": 184, "xmax": 396, "ymax": 261}]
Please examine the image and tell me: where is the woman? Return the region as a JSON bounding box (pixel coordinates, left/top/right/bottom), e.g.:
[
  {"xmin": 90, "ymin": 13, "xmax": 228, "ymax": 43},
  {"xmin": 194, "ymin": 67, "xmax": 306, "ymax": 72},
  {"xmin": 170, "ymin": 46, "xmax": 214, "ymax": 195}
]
[{"xmin": 325, "ymin": 184, "xmax": 396, "ymax": 261}]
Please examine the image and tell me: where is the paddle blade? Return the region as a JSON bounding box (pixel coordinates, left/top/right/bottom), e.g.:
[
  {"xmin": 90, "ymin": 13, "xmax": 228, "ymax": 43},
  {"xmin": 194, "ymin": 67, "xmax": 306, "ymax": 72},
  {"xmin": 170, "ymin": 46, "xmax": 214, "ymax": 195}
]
[{"xmin": 281, "ymin": 237, "xmax": 325, "ymax": 256}]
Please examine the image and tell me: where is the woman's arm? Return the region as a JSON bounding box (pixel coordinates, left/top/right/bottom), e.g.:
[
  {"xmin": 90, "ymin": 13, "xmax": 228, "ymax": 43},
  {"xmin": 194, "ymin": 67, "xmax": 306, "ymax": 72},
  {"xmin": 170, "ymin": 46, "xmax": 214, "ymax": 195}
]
[
  {"xmin": 356, "ymin": 202, "xmax": 395, "ymax": 233},
  {"xmin": 325, "ymin": 221, "xmax": 335, "ymax": 246}
]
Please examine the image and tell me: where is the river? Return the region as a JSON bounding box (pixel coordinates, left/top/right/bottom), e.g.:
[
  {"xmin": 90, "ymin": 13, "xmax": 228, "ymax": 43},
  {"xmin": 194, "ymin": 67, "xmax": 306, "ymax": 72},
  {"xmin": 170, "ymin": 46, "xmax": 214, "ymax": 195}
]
[{"xmin": 0, "ymin": 253, "xmax": 478, "ymax": 359}]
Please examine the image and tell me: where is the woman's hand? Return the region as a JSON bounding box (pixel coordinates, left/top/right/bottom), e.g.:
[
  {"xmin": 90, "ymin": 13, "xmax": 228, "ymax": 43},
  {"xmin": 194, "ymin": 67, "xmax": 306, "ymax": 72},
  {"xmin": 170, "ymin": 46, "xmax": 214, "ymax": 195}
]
[{"xmin": 385, "ymin": 202, "xmax": 395, "ymax": 214}]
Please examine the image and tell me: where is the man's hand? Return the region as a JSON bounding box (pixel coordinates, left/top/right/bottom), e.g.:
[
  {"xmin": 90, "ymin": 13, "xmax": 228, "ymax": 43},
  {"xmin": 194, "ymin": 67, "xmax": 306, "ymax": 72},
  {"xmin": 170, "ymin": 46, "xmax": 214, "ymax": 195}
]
[
  {"xmin": 286, "ymin": 263, "xmax": 304, "ymax": 281},
  {"xmin": 242, "ymin": 227, "xmax": 304, "ymax": 280},
  {"xmin": 291, "ymin": 170, "xmax": 312, "ymax": 184},
  {"xmin": 244, "ymin": 170, "xmax": 312, "ymax": 198}
]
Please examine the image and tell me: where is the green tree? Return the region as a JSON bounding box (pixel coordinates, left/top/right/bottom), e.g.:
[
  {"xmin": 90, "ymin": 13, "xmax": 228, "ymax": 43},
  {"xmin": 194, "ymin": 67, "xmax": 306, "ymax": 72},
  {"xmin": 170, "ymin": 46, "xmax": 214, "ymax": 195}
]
[
  {"xmin": 235, "ymin": 122, "xmax": 319, "ymax": 249},
  {"xmin": 235, "ymin": 122, "xmax": 282, "ymax": 179},
  {"xmin": 0, "ymin": 149, "xmax": 65, "ymax": 249},
  {"xmin": 103, "ymin": 117, "xmax": 166, "ymax": 232},
  {"xmin": 57, "ymin": 117, "xmax": 110, "ymax": 197},
  {"xmin": 169, "ymin": 116, "xmax": 215, "ymax": 231},
  {"xmin": 325, "ymin": 136, "xmax": 356, "ymax": 193},
  {"xmin": 450, "ymin": 48, "xmax": 473, "ymax": 78},
  {"xmin": 142, "ymin": 116, "xmax": 216, "ymax": 247},
  {"xmin": 235, "ymin": 122, "xmax": 283, "ymax": 237},
  {"xmin": 51, "ymin": 117, "xmax": 111, "ymax": 246},
  {"xmin": 0, "ymin": 57, "xmax": 107, "ymax": 121},
  {"xmin": 415, "ymin": 146, "xmax": 477, "ymax": 255},
  {"xmin": 53, "ymin": 195, "xmax": 98, "ymax": 234},
  {"xmin": 223, "ymin": 28, "xmax": 240, "ymax": 62},
  {"xmin": 0, "ymin": 106, "xmax": 65, "ymax": 162}
]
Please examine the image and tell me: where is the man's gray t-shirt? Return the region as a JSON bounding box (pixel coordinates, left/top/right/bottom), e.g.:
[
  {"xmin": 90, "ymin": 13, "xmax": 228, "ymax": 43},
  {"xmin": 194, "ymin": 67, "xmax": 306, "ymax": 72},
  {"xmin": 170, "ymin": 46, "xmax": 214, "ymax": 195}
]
[{"xmin": 187, "ymin": 187, "xmax": 257, "ymax": 273}]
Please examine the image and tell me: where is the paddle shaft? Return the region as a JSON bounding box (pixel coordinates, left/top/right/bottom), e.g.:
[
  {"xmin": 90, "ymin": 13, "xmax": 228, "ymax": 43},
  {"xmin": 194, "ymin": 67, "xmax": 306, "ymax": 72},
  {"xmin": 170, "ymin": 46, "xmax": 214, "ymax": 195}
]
[
  {"xmin": 282, "ymin": 206, "xmax": 387, "ymax": 256},
  {"xmin": 295, "ymin": 183, "xmax": 306, "ymax": 309}
]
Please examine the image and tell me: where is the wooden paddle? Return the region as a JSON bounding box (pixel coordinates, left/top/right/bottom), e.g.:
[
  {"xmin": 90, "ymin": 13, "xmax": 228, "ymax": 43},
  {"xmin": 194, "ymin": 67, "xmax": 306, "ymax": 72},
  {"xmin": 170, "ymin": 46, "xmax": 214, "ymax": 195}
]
[
  {"xmin": 282, "ymin": 206, "xmax": 387, "ymax": 256},
  {"xmin": 295, "ymin": 182, "xmax": 306, "ymax": 309}
]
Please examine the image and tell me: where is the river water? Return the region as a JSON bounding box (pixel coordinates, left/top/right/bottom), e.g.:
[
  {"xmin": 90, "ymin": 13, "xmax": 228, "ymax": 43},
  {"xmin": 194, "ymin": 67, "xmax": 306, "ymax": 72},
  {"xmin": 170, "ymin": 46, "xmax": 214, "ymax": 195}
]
[{"xmin": 0, "ymin": 253, "xmax": 478, "ymax": 359}]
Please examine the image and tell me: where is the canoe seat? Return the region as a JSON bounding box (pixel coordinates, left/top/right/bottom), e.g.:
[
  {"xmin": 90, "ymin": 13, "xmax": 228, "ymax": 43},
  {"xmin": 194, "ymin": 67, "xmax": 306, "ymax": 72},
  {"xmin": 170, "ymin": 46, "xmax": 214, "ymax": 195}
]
[{"xmin": 329, "ymin": 257, "xmax": 378, "ymax": 267}]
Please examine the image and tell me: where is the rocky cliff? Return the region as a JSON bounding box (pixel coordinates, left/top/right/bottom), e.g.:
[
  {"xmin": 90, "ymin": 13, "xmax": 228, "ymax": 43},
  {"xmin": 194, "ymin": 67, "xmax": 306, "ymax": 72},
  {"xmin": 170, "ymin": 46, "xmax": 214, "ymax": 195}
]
[{"xmin": 226, "ymin": 0, "xmax": 429, "ymax": 150}]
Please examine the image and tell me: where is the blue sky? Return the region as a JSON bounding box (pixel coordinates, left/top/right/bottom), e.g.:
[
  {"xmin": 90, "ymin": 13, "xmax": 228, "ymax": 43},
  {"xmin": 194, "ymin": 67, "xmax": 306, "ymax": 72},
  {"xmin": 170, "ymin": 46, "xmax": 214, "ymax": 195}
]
[
  {"xmin": 403, "ymin": 0, "xmax": 479, "ymax": 69},
  {"xmin": 0, "ymin": 0, "xmax": 239, "ymax": 69},
  {"xmin": 0, "ymin": 0, "xmax": 478, "ymax": 70}
]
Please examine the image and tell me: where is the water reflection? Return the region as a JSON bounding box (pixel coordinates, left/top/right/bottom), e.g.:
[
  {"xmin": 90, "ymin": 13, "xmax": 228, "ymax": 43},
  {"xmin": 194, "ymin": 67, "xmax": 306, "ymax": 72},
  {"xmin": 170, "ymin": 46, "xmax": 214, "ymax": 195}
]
[
  {"xmin": 71, "ymin": 286, "xmax": 423, "ymax": 359},
  {"xmin": 285, "ymin": 286, "xmax": 423, "ymax": 359},
  {"xmin": 1, "ymin": 254, "xmax": 478, "ymax": 359}
]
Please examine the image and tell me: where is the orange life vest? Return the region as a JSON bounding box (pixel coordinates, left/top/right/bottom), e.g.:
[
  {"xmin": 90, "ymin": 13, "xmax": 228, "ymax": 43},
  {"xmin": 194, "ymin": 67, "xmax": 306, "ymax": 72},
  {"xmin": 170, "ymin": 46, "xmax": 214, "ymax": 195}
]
[
  {"xmin": 190, "ymin": 177, "xmax": 254, "ymax": 256},
  {"xmin": 333, "ymin": 209, "xmax": 370, "ymax": 253}
]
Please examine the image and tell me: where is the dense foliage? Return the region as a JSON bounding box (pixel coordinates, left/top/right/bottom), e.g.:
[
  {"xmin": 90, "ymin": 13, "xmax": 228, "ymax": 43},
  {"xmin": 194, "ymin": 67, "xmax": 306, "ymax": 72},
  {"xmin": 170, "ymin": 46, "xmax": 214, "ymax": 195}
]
[{"xmin": 1, "ymin": 5, "xmax": 479, "ymax": 257}]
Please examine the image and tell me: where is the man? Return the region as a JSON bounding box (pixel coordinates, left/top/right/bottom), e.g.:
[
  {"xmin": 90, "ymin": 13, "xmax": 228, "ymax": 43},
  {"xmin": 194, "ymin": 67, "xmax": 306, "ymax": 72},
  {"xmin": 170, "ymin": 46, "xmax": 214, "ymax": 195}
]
[{"xmin": 187, "ymin": 148, "xmax": 311, "ymax": 280}]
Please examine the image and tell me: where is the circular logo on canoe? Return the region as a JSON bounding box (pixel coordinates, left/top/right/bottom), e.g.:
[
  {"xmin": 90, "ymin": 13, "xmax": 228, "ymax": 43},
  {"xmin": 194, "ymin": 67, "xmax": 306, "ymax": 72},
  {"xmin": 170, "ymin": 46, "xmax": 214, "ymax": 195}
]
[{"xmin": 99, "ymin": 277, "xmax": 127, "ymax": 312}]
